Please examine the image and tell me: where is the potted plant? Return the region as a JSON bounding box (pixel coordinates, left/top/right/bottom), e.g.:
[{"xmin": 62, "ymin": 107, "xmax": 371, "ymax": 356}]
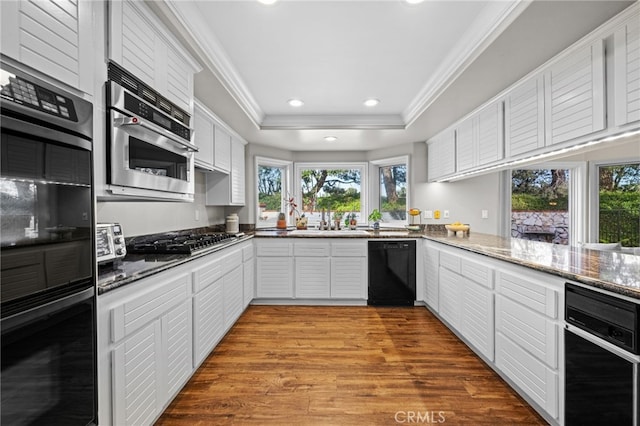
[
  {"xmin": 276, "ymin": 212, "xmax": 287, "ymax": 229},
  {"xmin": 332, "ymin": 212, "xmax": 343, "ymax": 230},
  {"xmin": 368, "ymin": 209, "xmax": 382, "ymax": 230},
  {"xmin": 345, "ymin": 213, "xmax": 358, "ymax": 230}
]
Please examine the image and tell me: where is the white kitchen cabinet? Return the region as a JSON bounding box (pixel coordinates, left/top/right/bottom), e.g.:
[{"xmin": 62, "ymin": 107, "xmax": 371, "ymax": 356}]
[
  {"xmin": 438, "ymin": 267, "xmax": 462, "ymax": 330},
  {"xmin": 109, "ymin": 0, "xmax": 200, "ymax": 112},
  {"xmin": 504, "ymin": 75, "xmax": 546, "ymax": 158},
  {"xmin": 214, "ymin": 127, "xmax": 232, "ymax": 173},
  {"xmin": 614, "ymin": 15, "xmax": 640, "ymax": 127},
  {"xmin": 205, "ymin": 137, "xmax": 246, "ymax": 206},
  {"xmin": 461, "ymin": 277, "xmax": 494, "ymax": 361},
  {"xmin": 494, "ymin": 266, "xmax": 562, "ymax": 422},
  {"xmin": 242, "ymin": 242, "xmax": 255, "ymax": 308},
  {"xmin": 330, "ymin": 241, "xmax": 367, "ymax": 299},
  {"xmin": 223, "ymin": 265, "xmax": 244, "ymax": 329},
  {"xmin": 423, "ymin": 241, "xmax": 439, "ymax": 311},
  {"xmin": 193, "ymin": 99, "xmax": 216, "ymax": 170},
  {"xmin": 256, "ymin": 241, "xmax": 294, "ymax": 298},
  {"xmin": 544, "ymin": 40, "xmax": 606, "ymax": 146},
  {"xmin": 109, "ymin": 272, "xmax": 192, "ymax": 426},
  {"xmin": 0, "ymin": 0, "xmax": 93, "ymax": 93},
  {"xmin": 426, "ymin": 129, "xmax": 456, "ymax": 182},
  {"xmin": 192, "ymin": 257, "xmax": 224, "ymax": 367},
  {"xmin": 294, "ymin": 241, "xmax": 331, "ymax": 298},
  {"xmin": 455, "ymin": 100, "xmax": 503, "ymax": 172}
]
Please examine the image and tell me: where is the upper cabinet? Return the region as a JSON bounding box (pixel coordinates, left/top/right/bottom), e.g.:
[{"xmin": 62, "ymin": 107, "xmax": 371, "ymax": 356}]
[
  {"xmin": 205, "ymin": 136, "xmax": 246, "ymax": 206},
  {"xmin": 109, "ymin": 0, "xmax": 201, "ymax": 113},
  {"xmin": 504, "ymin": 75, "xmax": 545, "ymax": 158},
  {"xmin": 427, "ymin": 129, "xmax": 456, "ymax": 182},
  {"xmin": 614, "ymin": 15, "xmax": 640, "ymax": 127},
  {"xmin": 455, "ymin": 100, "xmax": 504, "ymax": 172},
  {"xmin": 543, "ymin": 40, "xmax": 605, "ymax": 146},
  {"xmin": 1, "ymin": 0, "xmax": 93, "ymax": 93},
  {"xmin": 193, "ymin": 99, "xmax": 233, "ymax": 173}
]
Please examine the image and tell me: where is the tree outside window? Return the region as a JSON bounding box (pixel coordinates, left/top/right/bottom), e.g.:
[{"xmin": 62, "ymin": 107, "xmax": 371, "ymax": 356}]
[
  {"xmin": 380, "ymin": 165, "xmax": 407, "ymax": 221},
  {"xmin": 597, "ymin": 163, "xmax": 640, "ymax": 247}
]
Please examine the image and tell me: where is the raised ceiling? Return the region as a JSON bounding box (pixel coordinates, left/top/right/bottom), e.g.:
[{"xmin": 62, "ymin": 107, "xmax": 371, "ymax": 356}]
[{"xmin": 157, "ymin": 0, "xmax": 634, "ymax": 151}]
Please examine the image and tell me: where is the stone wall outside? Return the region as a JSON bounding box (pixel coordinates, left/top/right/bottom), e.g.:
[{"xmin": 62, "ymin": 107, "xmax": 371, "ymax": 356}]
[{"xmin": 511, "ymin": 211, "xmax": 569, "ymax": 245}]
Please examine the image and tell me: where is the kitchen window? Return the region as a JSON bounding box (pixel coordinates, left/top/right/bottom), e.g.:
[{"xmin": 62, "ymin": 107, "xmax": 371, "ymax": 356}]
[
  {"xmin": 294, "ymin": 163, "xmax": 367, "ymax": 227},
  {"xmin": 255, "ymin": 157, "xmax": 292, "ymax": 228},
  {"xmin": 507, "ymin": 162, "xmax": 585, "ymax": 246},
  {"xmin": 370, "ymin": 156, "xmax": 409, "ymax": 226},
  {"xmin": 589, "ymin": 160, "xmax": 640, "ymax": 247}
]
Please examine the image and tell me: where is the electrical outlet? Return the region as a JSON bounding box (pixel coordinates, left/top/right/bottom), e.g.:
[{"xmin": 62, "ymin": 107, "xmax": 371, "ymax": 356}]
[
  {"xmin": 195, "ymin": 210, "xmax": 200, "ymax": 221},
  {"xmin": 424, "ymin": 210, "xmax": 433, "ymax": 219},
  {"xmin": 443, "ymin": 210, "xmax": 450, "ymax": 219},
  {"xmin": 481, "ymin": 210, "xmax": 489, "ymax": 219}
]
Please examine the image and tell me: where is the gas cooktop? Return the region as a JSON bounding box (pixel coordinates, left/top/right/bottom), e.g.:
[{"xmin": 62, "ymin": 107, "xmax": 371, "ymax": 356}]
[{"xmin": 126, "ymin": 232, "xmax": 239, "ymax": 255}]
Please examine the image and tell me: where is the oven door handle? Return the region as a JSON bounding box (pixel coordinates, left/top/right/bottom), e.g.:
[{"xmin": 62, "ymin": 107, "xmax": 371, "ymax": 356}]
[{"xmin": 114, "ymin": 116, "xmax": 199, "ymax": 153}]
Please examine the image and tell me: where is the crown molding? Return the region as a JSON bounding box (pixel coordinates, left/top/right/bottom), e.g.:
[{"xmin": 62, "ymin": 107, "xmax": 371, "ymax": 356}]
[{"xmin": 402, "ymin": 0, "xmax": 531, "ymax": 127}]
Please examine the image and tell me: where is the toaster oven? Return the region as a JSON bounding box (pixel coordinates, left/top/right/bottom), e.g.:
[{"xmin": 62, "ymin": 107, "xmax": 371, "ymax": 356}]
[{"xmin": 96, "ymin": 223, "xmax": 126, "ymax": 264}]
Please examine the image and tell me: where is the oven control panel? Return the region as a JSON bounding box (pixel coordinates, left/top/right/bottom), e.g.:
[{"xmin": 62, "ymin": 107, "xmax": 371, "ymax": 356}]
[
  {"xmin": 97, "ymin": 223, "xmax": 127, "ymax": 264},
  {"xmin": 0, "ymin": 67, "xmax": 78, "ymax": 121}
]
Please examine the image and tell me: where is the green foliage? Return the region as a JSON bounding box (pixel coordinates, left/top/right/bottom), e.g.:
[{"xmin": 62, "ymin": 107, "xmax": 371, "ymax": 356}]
[
  {"xmin": 511, "ymin": 194, "xmax": 568, "ymax": 211},
  {"xmin": 368, "ymin": 209, "xmax": 382, "ymax": 222},
  {"xmin": 599, "ymin": 191, "xmax": 640, "ymax": 211},
  {"xmin": 258, "ymin": 193, "xmax": 281, "ymax": 211}
]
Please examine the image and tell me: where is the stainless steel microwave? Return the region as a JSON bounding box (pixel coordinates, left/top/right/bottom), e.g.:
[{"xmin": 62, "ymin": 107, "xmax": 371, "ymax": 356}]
[{"xmin": 106, "ymin": 62, "xmax": 197, "ymax": 201}]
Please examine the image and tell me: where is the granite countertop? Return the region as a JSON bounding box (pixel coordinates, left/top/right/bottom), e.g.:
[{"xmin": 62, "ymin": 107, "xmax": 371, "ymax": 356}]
[
  {"xmin": 423, "ymin": 232, "xmax": 640, "ymax": 299},
  {"xmin": 97, "ymin": 234, "xmax": 254, "ymax": 294},
  {"xmin": 253, "ymin": 228, "xmax": 424, "ymax": 238}
]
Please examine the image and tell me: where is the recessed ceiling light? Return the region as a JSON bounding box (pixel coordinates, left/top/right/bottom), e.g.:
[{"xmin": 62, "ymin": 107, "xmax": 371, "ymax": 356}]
[
  {"xmin": 405, "ymin": 0, "xmax": 424, "ymax": 4},
  {"xmin": 288, "ymin": 99, "xmax": 304, "ymax": 107},
  {"xmin": 364, "ymin": 98, "xmax": 380, "ymax": 107},
  {"xmin": 324, "ymin": 136, "xmax": 338, "ymax": 142},
  {"xmin": 258, "ymin": 0, "xmax": 277, "ymax": 5}
]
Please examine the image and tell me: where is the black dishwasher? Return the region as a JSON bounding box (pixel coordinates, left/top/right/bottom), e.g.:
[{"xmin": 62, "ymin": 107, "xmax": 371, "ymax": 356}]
[{"xmin": 368, "ymin": 240, "xmax": 416, "ymax": 306}]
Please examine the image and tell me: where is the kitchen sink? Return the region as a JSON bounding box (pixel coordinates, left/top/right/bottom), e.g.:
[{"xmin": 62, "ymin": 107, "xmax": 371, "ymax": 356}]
[{"xmin": 287, "ymin": 229, "xmax": 370, "ymax": 236}]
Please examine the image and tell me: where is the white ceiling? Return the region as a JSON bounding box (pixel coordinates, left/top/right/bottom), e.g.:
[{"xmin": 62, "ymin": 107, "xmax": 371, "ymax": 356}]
[{"xmin": 157, "ymin": 0, "xmax": 634, "ymax": 151}]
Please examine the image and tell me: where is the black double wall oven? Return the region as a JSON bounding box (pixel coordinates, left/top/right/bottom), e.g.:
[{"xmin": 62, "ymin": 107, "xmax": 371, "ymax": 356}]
[{"xmin": 0, "ymin": 57, "xmax": 96, "ymax": 425}]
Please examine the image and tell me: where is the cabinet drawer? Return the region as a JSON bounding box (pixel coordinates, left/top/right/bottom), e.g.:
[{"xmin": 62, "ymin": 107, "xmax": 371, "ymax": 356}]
[
  {"xmin": 496, "ymin": 270, "xmax": 558, "ymax": 319},
  {"xmin": 331, "ymin": 241, "xmax": 366, "ymax": 257},
  {"xmin": 461, "ymin": 258, "xmax": 493, "ymax": 289},
  {"xmin": 294, "ymin": 241, "xmax": 330, "ymax": 257},
  {"xmin": 496, "ymin": 333, "xmax": 558, "ymax": 419},
  {"xmin": 242, "ymin": 243, "xmax": 254, "ymax": 261},
  {"xmin": 111, "ymin": 273, "xmax": 190, "ymax": 343},
  {"xmin": 192, "ymin": 258, "xmax": 222, "ymax": 293},
  {"xmin": 439, "ymin": 251, "xmax": 461, "ymax": 274},
  {"xmin": 496, "ymin": 295, "xmax": 558, "ymax": 368},
  {"xmin": 256, "ymin": 241, "xmax": 293, "ymax": 257}
]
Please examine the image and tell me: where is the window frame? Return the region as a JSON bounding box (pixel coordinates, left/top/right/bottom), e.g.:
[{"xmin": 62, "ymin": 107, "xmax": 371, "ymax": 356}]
[
  {"xmin": 254, "ymin": 156, "xmax": 292, "ymax": 229},
  {"xmin": 369, "ymin": 155, "xmax": 410, "ymax": 227},
  {"xmin": 503, "ymin": 161, "xmax": 586, "ymax": 246},
  {"xmin": 588, "ymin": 157, "xmax": 640, "ymax": 244},
  {"xmin": 294, "ymin": 162, "xmax": 368, "ymax": 227}
]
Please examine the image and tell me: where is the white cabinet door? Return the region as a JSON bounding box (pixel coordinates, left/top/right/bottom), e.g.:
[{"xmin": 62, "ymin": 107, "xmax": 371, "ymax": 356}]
[
  {"xmin": 614, "ymin": 16, "xmax": 640, "ymax": 126},
  {"xmin": 230, "ymin": 138, "xmax": 245, "ymax": 205},
  {"xmin": 423, "ymin": 243, "xmax": 439, "ymax": 311},
  {"xmin": 505, "ymin": 76, "xmax": 546, "ymax": 157},
  {"xmin": 427, "ymin": 130, "xmax": 456, "ymax": 182},
  {"xmin": 331, "ymin": 257, "xmax": 366, "ymax": 299},
  {"xmin": 256, "ymin": 257, "xmax": 294, "ymax": 298},
  {"xmin": 161, "ymin": 300, "xmax": 193, "ymax": 402},
  {"xmin": 109, "ymin": 0, "xmax": 199, "ymax": 112},
  {"xmin": 214, "ymin": 127, "xmax": 231, "ymax": 173},
  {"xmin": 455, "ymin": 117, "xmax": 475, "ymax": 172},
  {"xmin": 544, "ymin": 40, "xmax": 605, "ymax": 146},
  {"xmin": 476, "ymin": 101, "xmax": 504, "ymax": 166},
  {"xmin": 223, "ymin": 265, "xmax": 244, "ymax": 329},
  {"xmin": 0, "ymin": 0, "xmax": 93, "ymax": 93},
  {"xmin": 243, "ymin": 258, "xmax": 255, "ymax": 308},
  {"xmin": 295, "ymin": 257, "xmax": 331, "ymax": 298},
  {"xmin": 461, "ymin": 278, "xmax": 494, "ymax": 361},
  {"xmin": 193, "ymin": 278, "xmax": 224, "ymax": 366},
  {"xmin": 438, "ymin": 267, "xmax": 461, "ymax": 329},
  {"xmin": 112, "ymin": 321, "xmax": 162, "ymax": 426},
  {"xmin": 193, "ymin": 100, "xmax": 215, "ymax": 170}
]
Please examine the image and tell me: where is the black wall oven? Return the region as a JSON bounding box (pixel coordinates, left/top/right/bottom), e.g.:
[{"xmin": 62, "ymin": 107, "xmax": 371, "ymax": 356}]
[{"xmin": 0, "ymin": 57, "xmax": 96, "ymax": 425}]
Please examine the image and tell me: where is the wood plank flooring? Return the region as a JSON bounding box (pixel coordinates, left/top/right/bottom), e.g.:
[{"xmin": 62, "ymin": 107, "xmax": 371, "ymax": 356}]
[{"xmin": 156, "ymin": 306, "xmax": 547, "ymax": 425}]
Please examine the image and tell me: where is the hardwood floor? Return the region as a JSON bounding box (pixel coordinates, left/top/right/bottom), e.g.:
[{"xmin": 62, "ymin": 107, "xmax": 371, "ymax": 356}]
[{"xmin": 156, "ymin": 306, "xmax": 547, "ymax": 425}]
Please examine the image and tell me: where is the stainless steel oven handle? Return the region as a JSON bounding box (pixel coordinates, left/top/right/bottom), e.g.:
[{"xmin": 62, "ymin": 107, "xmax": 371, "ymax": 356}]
[{"xmin": 113, "ymin": 116, "xmax": 199, "ymax": 152}]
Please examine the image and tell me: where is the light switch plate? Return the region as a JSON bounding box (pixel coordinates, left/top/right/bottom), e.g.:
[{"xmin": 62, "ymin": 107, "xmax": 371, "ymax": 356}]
[
  {"xmin": 481, "ymin": 210, "xmax": 488, "ymax": 219},
  {"xmin": 424, "ymin": 210, "xmax": 433, "ymax": 219},
  {"xmin": 443, "ymin": 210, "xmax": 450, "ymax": 218}
]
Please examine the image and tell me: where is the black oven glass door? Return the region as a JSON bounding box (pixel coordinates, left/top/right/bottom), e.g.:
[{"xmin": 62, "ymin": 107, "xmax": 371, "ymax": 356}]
[
  {"xmin": 129, "ymin": 136, "xmax": 188, "ymax": 180},
  {"xmin": 1, "ymin": 130, "xmax": 93, "ymax": 310},
  {"xmin": 1, "ymin": 286, "xmax": 96, "ymax": 426},
  {"xmin": 565, "ymin": 329, "xmax": 635, "ymax": 425}
]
